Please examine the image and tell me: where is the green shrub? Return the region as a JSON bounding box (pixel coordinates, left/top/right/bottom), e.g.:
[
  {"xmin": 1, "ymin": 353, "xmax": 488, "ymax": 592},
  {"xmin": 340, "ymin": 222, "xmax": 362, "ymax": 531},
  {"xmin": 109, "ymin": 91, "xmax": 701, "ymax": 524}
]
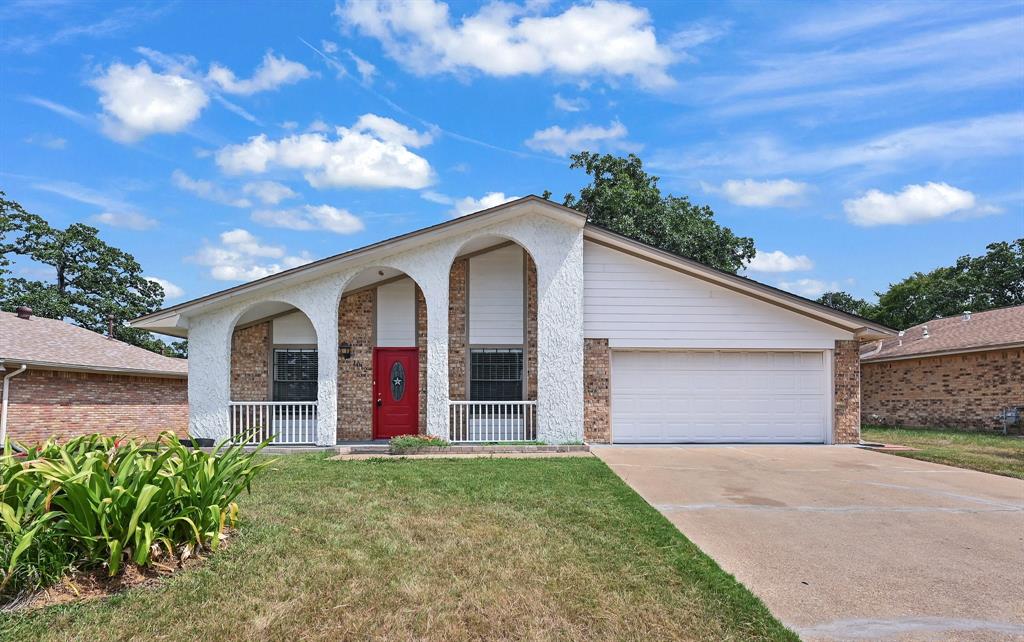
[
  {"xmin": 389, "ymin": 435, "xmax": 449, "ymax": 453},
  {"xmin": 0, "ymin": 432, "xmax": 272, "ymax": 603}
]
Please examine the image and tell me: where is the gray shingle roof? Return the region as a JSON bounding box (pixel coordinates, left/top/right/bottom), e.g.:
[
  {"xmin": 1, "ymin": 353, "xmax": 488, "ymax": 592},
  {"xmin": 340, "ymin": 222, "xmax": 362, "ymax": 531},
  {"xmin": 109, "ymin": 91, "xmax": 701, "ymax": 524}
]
[
  {"xmin": 0, "ymin": 311, "xmax": 187, "ymax": 376},
  {"xmin": 861, "ymin": 305, "xmax": 1024, "ymax": 362}
]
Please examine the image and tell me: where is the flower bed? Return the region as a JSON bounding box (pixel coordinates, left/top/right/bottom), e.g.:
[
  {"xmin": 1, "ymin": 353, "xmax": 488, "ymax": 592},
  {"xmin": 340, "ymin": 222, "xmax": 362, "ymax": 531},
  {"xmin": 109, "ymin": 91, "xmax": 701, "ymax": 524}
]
[{"xmin": 0, "ymin": 433, "xmax": 271, "ymax": 606}]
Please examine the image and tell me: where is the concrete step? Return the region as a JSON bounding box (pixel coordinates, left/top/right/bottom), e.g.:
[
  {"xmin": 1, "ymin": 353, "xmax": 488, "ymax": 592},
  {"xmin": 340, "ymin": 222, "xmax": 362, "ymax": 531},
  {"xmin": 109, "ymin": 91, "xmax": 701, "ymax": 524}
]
[{"xmin": 336, "ymin": 444, "xmax": 391, "ymax": 455}]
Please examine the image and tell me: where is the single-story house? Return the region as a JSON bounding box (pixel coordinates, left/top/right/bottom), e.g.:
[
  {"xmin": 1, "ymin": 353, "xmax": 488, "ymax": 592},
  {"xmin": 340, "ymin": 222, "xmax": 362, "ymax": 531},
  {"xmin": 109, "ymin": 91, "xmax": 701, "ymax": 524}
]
[
  {"xmin": 0, "ymin": 307, "xmax": 188, "ymax": 444},
  {"xmin": 131, "ymin": 196, "xmax": 893, "ymax": 446},
  {"xmin": 861, "ymin": 305, "xmax": 1024, "ymax": 431}
]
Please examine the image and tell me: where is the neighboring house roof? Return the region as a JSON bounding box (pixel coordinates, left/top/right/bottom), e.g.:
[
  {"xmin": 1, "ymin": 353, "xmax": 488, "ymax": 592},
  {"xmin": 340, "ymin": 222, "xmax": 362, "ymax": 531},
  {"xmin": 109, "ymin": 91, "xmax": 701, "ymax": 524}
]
[
  {"xmin": 861, "ymin": 305, "xmax": 1024, "ymax": 363},
  {"xmin": 0, "ymin": 311, "xmax": 187, "ymax": 377},
  {"xmin": 131, "ymin": 195, "xmax": 894, "ymax": 339}
]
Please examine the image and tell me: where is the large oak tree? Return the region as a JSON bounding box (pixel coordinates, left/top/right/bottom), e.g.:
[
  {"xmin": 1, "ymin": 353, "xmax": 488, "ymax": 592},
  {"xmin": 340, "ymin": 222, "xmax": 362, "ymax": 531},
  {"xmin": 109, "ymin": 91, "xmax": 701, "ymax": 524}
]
[
  {"xmin": 0, "ymin": 192, "xmax": 185, "ymax": 357},
  {"xmin": 554, "ymin": 152, "xmax": 757, "ymax": 274}
]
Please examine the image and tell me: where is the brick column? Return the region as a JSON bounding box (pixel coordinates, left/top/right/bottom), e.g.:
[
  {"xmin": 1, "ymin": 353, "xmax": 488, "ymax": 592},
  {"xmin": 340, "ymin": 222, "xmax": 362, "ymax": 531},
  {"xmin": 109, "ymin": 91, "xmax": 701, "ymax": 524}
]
[
  {"xmin": 337, "ymin": 290, "xmax": 374, "ymax": 441},
  {"xmin": 583, "ymin": 339, "xmax": 611, "ymax": 443},
  {"xmin": 447, "ymin": 259, "xmax": 467, "ymax": 400},
  {"xmin": 833, "ymin": 340, "xmax": 861, "ymax": 444},
  {"xmin": 230, "ymin": 322, "xmax": 270, "ymax": 401}
]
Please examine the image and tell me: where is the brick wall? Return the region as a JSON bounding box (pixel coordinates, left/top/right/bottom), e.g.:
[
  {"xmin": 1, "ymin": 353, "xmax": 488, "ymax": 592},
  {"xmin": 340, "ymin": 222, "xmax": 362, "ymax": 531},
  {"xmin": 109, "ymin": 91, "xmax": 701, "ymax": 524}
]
[
  {"xmin": 230, "ymin": 322, "xmax": 269, "ymax": 401},
  {"xmin": 6, "ymin": 368, "xmax": 188, "ymax": 444},
  {"xmin": 416, "ymin": 285, "xmax": 428, "ymax": 434},
  {"xmin": 833, "ymin": 340, "xmax": 861, "ymax": 444},
  {"xmin": 583, "ymin": 338, "xmax": 611, "ymax": 443},
  {"xmin": 862, "ymin": 348, "xmax": 1023, "ymax": 431},
  {"xmin": 448, "ymin": 258, "xmax": 468, "ymax": 400},
  {"xmin": 337, "ymin": 289, "xmax": 375, "ymax": 440},
  {"xmin": 526, "ymin": 254, "xmax": 538, "ymax": 401}
]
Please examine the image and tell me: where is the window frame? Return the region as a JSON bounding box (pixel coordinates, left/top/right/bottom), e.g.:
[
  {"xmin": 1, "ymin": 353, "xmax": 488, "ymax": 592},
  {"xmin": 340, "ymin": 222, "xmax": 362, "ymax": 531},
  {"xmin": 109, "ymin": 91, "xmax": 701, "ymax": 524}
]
[
  {"xmin": 468, "ymin": 346, "xmax": 525, "ymax": 402},
  {"xmin": 270, "ymin": 345, "xmax": 318, "ymax": 402}
]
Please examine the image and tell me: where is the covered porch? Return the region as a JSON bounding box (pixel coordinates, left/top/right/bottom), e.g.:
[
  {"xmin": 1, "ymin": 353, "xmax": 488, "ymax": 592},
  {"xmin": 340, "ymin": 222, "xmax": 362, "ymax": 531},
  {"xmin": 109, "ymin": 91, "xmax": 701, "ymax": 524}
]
[{"xmin": 155, "ymin": 202, "xmax": 585, "ymax": 446}]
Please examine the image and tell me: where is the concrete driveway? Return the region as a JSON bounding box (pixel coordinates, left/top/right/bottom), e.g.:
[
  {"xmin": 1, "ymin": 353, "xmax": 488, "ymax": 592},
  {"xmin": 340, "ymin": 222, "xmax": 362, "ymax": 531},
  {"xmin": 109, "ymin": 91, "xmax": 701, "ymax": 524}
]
[{"xmin": 593, "ymin": 445, "xmax": 1024, "ymax": 641}]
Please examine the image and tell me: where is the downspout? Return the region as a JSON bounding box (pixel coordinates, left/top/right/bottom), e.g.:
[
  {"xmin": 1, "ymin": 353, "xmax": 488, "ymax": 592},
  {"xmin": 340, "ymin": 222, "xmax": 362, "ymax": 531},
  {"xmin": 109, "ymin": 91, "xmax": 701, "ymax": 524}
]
[{"xmin": 1, "ymin": 363, "xmax": 28, "ymax": 448}]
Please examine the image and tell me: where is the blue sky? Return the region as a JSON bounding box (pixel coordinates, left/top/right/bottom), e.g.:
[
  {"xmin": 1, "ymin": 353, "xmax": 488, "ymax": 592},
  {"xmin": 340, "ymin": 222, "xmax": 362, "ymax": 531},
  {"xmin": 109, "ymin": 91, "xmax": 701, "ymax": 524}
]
[{"xmin": 2, "ymin": 0, "xmax": 1022, "ymax": 306}]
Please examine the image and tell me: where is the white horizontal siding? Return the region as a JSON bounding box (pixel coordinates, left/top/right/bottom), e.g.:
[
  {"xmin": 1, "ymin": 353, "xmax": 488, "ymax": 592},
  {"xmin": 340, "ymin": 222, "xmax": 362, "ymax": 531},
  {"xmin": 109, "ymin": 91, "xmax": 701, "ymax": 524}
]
[
  {"xmin": 272, "ymin": 311, "xmax": 316, "ymax": 344},
  {"xmin": 469, "ymin": 245, "xmax": 524, "ymax": 345},
  {"xmin": 376, "ymin": 278, "xmax": 416, "ymax": 347},
  {"xmin": 584, "ymin": 241, "xmax": 853, "ymax": 349}
]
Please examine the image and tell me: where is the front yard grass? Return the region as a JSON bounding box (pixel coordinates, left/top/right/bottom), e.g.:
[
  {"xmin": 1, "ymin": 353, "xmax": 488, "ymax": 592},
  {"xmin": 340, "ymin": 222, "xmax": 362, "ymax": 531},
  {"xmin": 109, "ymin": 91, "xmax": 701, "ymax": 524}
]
[
  {"xmin": 862, "ymin": 425, "xmax": 1024, "ymax": 479},
  {"xmin": 0, "ymin": 455, "xmax": 794, "ymax": 641}
]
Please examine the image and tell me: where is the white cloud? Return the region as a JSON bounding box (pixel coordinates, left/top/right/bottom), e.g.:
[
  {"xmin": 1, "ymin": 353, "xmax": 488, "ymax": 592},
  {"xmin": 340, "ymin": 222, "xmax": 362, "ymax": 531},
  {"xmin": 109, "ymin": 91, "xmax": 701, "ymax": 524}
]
[
  {"xmin": 347, "ymin": 50, "xmax": 377, "ymax": 83},
  {"xmin": 449, "ymin": 192, "xmax": 519, "ymax": 217},
  {"xmin": 90, "ymin": 61, "xmax": 209, "ymax": 142},
  {"xmin": 24, "ymin": 133, "xmax": 67, "ymax": 149},
  {"xmin": 658, "ymin": 113, "xmax": 1024, "ymax": 176},
  {"xmin": 171, "ymin": 169, "xmax": 251, "ymax": 207},
  {"xmin": 242, "ymin": 180, "xmax": 298, "ymax": 205},
  {"xmin": 843, "ymin": 182, "xmax": 979, "ymax": 227},
  {"xmin": 336, "ymin": 0, "xmax": 675, "ymax": 88},
  {"xmin": 353, "ymin": 113, "xmax": 433, "ymax": 147},
  {"xmin": 702, "ymin": 178, "xmax": 809, "ymax": 207},
  {"xmin": 90, "ymin": 211, "xmax": 157, "ymax": 230},
  {"xmin": 744, "ymin": 250, "xmax": 814, "ymax": 273},
  {"xmin": 777, "ymin": 278, "xmax": 840, "ymax": 299},
  {"xmin": 420, "ymin": 190, "xmax": 453, "ymax": 205},
  {"xmin": 207, "ymin": 51, "xmax": 313, "ymax": 95},
  {"xmin": 191, "ymin": 228, "xmax": 312, "ymax": 281},
  {"xmin": 321, "ymin": 39, "xmax": 339, "ymax": 54},
  {"xmin": 215, "ymin": 115, "xmax": 435, "ymax": 189},
  {"xmin": 553, "ymin": 93, "xmax": 588, "ymax": 112},
  {"xmin": 146, "ymin": 276, "xmax": 184, "ymax": 299},
  {"xmin": 32, "ymin": 180, "xmax": 155, "ymax": 230},
  {"xmin": 525, "ymin": 120, "xmax": 635, "ymax": 156},
  {"xmin": 251, "ymin": 204, "xmax": 365, "ymax": 234}
]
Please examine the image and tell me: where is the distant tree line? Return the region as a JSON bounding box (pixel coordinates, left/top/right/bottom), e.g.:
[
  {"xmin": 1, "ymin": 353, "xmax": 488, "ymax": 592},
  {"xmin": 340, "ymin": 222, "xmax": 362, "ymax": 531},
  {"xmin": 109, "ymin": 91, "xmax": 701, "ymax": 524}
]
[
  {"xmin": 0, "ymin": 192, "xmax": 186, "ymax": 357},
  {"xmin": 815, "ymin": 239, "xmax": 1024, "ymax": 329}
]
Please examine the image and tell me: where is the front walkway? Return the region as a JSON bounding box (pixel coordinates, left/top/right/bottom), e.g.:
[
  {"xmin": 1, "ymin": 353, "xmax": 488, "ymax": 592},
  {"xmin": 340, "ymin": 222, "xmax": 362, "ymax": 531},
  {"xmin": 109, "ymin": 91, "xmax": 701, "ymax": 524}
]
[{"xmin": 593, "ymin": 445, "xmax": 1024, "ymax": 641}]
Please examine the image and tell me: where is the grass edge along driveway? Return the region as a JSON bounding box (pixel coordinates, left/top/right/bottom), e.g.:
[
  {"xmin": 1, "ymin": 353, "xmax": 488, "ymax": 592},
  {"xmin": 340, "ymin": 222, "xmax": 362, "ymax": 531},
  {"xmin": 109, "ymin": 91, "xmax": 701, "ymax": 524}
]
[
  {"xmin": 0, "ymin": 455, "xmax": 796, "ymax": 641},
  {"xmin": 862, "ymin": 425, "xmax": 1024, "ymax": 479}
]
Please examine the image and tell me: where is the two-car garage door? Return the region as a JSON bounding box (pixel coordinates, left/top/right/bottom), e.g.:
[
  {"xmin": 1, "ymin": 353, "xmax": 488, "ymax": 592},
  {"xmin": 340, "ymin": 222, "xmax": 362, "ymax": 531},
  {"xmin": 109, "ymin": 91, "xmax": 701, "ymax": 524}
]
[{"xmin": 611, "ymin": 351, "xmax": 829, "ymax": 443}]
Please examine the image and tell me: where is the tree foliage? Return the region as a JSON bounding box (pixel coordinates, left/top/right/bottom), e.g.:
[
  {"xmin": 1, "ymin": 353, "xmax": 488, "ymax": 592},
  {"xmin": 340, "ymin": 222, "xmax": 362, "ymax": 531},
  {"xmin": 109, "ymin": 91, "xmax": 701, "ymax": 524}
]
[
  {"xmin": 0, "ymin": 192, "xmax": 185, "ymax": 357},
  {"xmin": 816, "ymin": 239, "xmax": 1023, "ymax": 329},
  {"xmin": 559, "ymin": 152, "xmax": 756, "ymax": 273}
]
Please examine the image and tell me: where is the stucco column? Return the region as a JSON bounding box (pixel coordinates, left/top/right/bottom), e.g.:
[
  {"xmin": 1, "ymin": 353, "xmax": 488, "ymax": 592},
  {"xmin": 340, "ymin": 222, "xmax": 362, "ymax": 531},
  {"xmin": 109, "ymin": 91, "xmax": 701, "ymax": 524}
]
[
  {"xmin": 533, "ymin": 227, "xmax": 585, "ymax": 443},
  {"xmin": 421, "ymin": 280, "xmax": 450, "ymax": 438},
  {"xmin": 282, "ymin": 279, "xmax": 344, "ymax": 446},
  {"xmin": 186, "ymin": 311, "xmax": 232, "ymax": 442}
]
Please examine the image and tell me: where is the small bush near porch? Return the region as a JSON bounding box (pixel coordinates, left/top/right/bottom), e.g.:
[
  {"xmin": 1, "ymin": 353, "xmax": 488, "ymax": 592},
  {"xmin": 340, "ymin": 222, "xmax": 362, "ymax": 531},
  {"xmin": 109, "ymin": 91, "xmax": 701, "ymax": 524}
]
[{"xmin": 1, "ymin": 456, "xmax": 794, "ymax": 641}]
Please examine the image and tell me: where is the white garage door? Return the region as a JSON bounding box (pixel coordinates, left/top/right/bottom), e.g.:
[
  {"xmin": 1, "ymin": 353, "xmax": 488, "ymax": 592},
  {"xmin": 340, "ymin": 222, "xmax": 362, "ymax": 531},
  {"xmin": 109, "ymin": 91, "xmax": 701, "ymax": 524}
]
[{"xmin": 611, "ymin": 351, "xmax": 828, "ymax": 443}]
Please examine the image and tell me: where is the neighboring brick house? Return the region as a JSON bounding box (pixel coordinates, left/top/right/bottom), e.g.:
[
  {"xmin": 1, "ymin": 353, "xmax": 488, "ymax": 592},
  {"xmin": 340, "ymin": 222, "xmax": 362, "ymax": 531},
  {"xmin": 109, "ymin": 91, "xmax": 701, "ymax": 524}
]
[
  {"xmin": 0, "ymin": 308, "xmax": 188, "ymax": 444},
  {"xmin": 133, "ymin": 196, "xmax": 893, "ymax": 446},
  {"xmin": 861, "ymin": 306, "xmax": 1024, "ymax": 431}
]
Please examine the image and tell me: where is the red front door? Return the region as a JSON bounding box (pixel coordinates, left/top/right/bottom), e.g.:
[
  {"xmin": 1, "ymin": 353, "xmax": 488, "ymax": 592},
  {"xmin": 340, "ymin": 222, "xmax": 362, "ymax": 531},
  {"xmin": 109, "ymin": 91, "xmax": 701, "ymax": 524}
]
[{"xmin": 373, "ymin": 347, "xmax": 420, "ymax": 439}]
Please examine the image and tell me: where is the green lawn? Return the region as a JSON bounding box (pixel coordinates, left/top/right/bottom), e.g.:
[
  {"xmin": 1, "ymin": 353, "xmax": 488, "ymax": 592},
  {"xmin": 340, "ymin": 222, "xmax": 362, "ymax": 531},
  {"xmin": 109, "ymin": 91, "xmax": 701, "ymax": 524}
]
[
  {"xmin": 862, "ymin": 425, "xmax": 1024, "ymax": 479},
  {"xmin": 0, "ymin": 455, "xmax": 794, "ymax": 641}
]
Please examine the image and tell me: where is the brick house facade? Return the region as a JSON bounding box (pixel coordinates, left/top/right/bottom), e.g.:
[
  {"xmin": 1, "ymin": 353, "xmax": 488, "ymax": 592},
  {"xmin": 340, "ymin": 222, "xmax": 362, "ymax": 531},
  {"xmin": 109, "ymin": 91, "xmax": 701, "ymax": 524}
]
[
  {"xmin": 1, "ymin": 309, "xmax": 189, "ymax": 445},
  {"xmin": 862, "ymin": 347, "xmax": 1023, "ymax": 431},
  {"xmin": 7, "ymin": 369, "xmax": 188, "ymax": 444}
]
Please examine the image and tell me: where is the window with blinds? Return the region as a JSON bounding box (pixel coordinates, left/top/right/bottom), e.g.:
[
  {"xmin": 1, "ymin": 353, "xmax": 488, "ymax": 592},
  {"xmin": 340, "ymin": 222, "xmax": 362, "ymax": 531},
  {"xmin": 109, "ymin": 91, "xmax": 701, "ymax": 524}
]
[
  {"xmin": 470, "ymin": 348, "xmax": 523, "ymax": 401},
  {"xmin": 273, "ymin": 349, "xmax": 318, "ymax": 401}
]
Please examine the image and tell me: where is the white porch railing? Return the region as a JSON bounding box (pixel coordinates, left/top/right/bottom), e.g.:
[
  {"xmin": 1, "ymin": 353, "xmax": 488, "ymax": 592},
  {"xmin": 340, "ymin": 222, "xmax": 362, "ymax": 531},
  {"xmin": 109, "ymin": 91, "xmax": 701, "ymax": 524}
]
[
  {"xmin": 448, "ymin": 400, "xmax": 538, "ymax": 442},
  {"xmin": 229, "ymin": 401, "xmax": 317, "ymax": 445}
]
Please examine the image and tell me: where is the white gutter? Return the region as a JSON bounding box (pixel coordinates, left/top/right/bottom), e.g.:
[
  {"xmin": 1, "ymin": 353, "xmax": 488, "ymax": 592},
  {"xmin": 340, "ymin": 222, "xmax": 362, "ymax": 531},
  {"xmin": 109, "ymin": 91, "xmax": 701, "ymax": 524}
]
[{"xmin": 1, "ymin": 363, "xmax": 27, "ymax": 447}]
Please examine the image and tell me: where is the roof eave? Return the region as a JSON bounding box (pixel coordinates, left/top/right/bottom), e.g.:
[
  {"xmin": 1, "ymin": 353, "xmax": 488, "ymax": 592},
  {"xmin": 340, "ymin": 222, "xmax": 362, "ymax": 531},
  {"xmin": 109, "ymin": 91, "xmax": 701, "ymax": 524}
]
[
  {"xmin": 862, "ymin": 341, "xmax": 1024, "ymax": 363},
  {"xmin": 1, "ymin": 359, "xmax": 187, "ymax": 378},
  {"xmin": 131, "ymin": 195, "xmax": 584, "ymax": 328}
]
